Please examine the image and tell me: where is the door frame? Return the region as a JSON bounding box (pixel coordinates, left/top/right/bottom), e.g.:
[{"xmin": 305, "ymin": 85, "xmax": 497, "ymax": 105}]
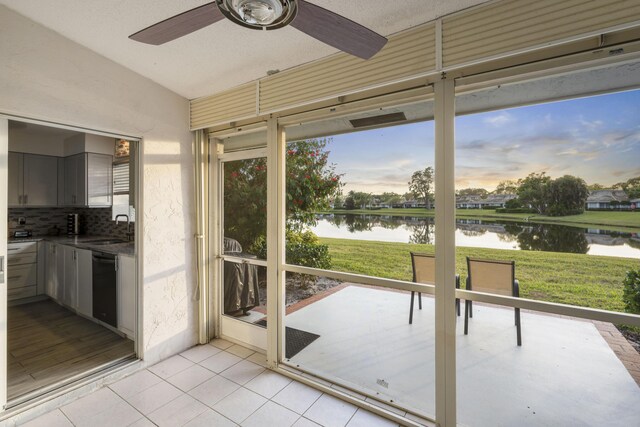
[
  {"xmin": 212, "ymin": 140, "xmax": 269, "ymax": 351},
  {"xmin": 0, "ymin": 113, "xmax": 143, "ymax": 413},
  {"xmin": 0, "ymin": 118, "xmax": 9, "ymax": 410}
]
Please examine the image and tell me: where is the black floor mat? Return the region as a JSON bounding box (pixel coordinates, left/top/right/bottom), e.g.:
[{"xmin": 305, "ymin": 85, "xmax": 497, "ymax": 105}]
[{"xmin": 254, "ymin": 319, "xmax": 320, "ymax": 359}]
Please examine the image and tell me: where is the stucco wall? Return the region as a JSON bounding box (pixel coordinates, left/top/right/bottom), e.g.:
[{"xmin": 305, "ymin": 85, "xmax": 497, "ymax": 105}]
[{"xmin": 0, "ymin": 6, "xmax": 196, "ymax": 363}]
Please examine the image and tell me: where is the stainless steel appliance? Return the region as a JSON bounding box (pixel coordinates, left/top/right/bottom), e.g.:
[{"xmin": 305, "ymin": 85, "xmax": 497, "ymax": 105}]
[{"xmin": 92, "ymin": 251, "xmax": 117, "ymax": 327}]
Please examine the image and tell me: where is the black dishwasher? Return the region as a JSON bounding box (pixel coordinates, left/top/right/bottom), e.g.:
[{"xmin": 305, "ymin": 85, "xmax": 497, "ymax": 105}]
[{"xmin": 92, "ymin": 251, "xmax": 117, "ymax": 327}]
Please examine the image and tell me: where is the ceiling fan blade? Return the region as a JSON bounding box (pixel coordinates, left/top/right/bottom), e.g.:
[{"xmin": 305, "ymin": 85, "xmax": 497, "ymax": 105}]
[
  {"xmin": 129, "ymin": 2, "xmax": 224, "ymax": 45},
  {"xmin": 290, "ymin": 0, "xmax": 388, "ymax": 60}
]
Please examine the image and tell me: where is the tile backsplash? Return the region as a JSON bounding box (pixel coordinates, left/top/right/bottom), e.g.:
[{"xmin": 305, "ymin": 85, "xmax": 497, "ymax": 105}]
[{"xmin": 8, "ymin": 207, "xmax": 134, "ymax": 241}]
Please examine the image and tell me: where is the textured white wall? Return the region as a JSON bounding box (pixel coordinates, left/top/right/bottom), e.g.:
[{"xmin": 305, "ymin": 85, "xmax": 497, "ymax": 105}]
[{"xmin": 0, "ymin": 6, "xmax": 196, "ymax": 363}]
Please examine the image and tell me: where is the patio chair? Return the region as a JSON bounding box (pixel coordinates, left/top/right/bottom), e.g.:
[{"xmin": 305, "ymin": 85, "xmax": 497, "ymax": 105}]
[
  {"xmin": 464, "ymin": 257, "xmax": 521, "ymax": 346},
  {"xmin": 409, "ymin": 252, "xmax": 460, "ymax": 324}
]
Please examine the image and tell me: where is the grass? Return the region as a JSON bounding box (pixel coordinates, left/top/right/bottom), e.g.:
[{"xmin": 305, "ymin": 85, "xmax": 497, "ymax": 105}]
[
  {"xmin": 325, "ymin": 208, "xmax": 640, "ymax": 231},
  {"xmin": 318, "ymin": 237, "xmax": 640, "ymax": 313}
]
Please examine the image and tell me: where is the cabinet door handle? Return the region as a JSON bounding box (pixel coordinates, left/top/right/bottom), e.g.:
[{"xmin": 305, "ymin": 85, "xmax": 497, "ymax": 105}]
[{"xmin": 24, "ymin": 194, "xmax": 28, "ymax": 204}]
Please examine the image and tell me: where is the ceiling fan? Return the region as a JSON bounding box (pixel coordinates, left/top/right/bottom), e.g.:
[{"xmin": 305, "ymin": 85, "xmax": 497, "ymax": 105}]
[{"xmin": 129, "ymin": 0, "xmax": 388, "ymax": 60}]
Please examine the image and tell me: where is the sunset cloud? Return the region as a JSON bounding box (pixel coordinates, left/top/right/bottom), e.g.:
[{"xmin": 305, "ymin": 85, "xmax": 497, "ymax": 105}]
[{"xmin": 328, "ymin": 90, "xmax": 640, "ymax": 193}]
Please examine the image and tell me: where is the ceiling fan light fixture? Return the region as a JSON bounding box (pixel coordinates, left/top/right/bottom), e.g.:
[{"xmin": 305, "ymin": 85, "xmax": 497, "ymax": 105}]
[{"xmin": 218, "ymin": 0, "xmax": 297, "ymax": 30}]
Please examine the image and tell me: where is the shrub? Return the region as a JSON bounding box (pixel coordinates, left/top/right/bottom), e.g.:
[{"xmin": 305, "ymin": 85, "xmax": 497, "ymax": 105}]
[
  {"xmin": 623, "ymin": 268, "xmax": 640, "ymax": 314},
  {"xmin": 250, "ymin": 230, "xmax": 332, "ymax": 288},
  {"xmin": 504, "ymin": 198, "xmax": 523, "ymax": 209}
]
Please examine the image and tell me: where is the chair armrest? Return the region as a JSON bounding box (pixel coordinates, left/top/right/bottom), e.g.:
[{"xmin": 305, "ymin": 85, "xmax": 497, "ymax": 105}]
[
  {"xmin": 513, "ymin": 279, "xmax": 520, "ymax": 297},
  {"xmin": 455, "ymin": 274, "xmax": 460, "ymax": 289}
]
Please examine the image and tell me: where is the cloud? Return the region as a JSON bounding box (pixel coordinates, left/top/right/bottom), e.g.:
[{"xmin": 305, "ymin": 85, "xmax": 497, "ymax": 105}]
[
  {"xmin": 483, "ymin": 112, "xmax": 514, "ymax": 127},
  {"xmin": 578, "ymin": 116, "xmax": 604, "ymax": 131}
]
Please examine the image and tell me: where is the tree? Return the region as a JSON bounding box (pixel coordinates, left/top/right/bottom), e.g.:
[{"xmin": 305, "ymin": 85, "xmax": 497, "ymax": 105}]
[
  {"xmin": 588, "ymin": 183, "xmax": 605, "ymax": 191},
  {"xmin": 378, "ymin": 192, "xmax": 403, "ymax": 206},
  {"xmin": 343, "ymin": 193, "xmax": 355, "ymax": 210},
  {"xmin": 516, "ymin": 172, "xmax": 551, "ymax": 214},
  {"xmin": 617, "ymin": 176, "xmax": 640, "ymax": 199},
  {"xmin": 224, "ymin": 138, "xmax": 342, "ymax": 249},
  {"xmin": 350, "ymin": 191, "xmax": 372, "ymax": 209},
  {"xmin": 408, "ymin": 167, "xmax": 434, "ymax": 209},
  {"xmin": 457, "ymin": 188, "xmax": 489, "ymax": 197},
  {"xmin": 494, "ymin": 180, "xmax": 518, "ymax": 194},
  {"xmin": 286, "ymin": 138, "xmax": 343, "ymax": 229},
  {"xmin": 546, "ymin": 175, "xmax": 589, "ymax": 216}
]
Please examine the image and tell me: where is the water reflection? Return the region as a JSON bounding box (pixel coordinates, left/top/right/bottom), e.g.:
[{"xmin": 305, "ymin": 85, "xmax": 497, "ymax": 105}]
[{"xmin": 311, "ymin": 214, "xmax": 640, "ymax": 258}]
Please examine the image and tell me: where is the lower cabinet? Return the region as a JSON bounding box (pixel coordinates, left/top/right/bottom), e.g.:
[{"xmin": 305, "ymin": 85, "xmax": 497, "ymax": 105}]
[
  {"xmin": 62, "ymin": 245, "xmax": 78, "ymax": 309},
  {"xmin": 117, "ymin": 254, "xmax": 136, "ymax": 338},
  {"xmin": 42, "ymin": 241, "xmax": 135, "ymax": 338},
  {"xmin": 45, "ymin": 243, "xmax": 92, "ymax": 314},
  {"xmin": 8, "ymin": 241, "xmax": 38, "ymax": 301},
  {"xmin": 76, "ymin": 249, "xmax": 93, "ymax": 317}
]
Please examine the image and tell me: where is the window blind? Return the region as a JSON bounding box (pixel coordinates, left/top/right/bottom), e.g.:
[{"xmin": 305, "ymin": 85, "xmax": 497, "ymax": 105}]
[{"xmin": 113, "ymin": 161, "xmax": 129, "ymax": 195}]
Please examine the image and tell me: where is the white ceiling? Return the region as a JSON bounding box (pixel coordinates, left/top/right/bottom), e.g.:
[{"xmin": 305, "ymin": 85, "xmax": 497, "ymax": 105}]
[{"xmin": 0, "ymin": 0, "xmax": 488, "ymax": 100}]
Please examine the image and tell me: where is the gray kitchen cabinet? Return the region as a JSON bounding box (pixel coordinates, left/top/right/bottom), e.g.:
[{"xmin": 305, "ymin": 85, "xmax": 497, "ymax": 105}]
[
  {"xmin": 62, "ymin": 245, "xmax": 78, "ymax": 309},
  {"xmin": 7, "ymin": 241, "xmax": 38, "ymax": 301},
  {"xmin": 87, "ymin": 153, "xmax": 113, "ymax": 206},
  {"xmin": 44, "ymin": 242, "xmax": 58, "ymax": 300},
  {"xmin": 45, "ymin": 242, "xmax": 65, "ymax": 302},
  {"xmin": 8, "ymin": 152, "xmax": 22, "ymax": 206},
  {"xmin": 117, "ymin": 254, "xmax": 136, "ymax": 338},
  {"xmin": 64, "ymin": 154, "xmax": 87, "ymax": 206},
  {"xmin": 76, "ymin": 248, "xmax": 93, "ymax": 317},
  {"xmin": 37, "ymin": 241, "xmax": 46, "ymax": 295},
  {"xmin": 65, "ymin": 153, "xmax": 112, "ymax": 207},
  {"xmin": 9, "ymin": 152, "xmax": 58, "ymax": 207}
]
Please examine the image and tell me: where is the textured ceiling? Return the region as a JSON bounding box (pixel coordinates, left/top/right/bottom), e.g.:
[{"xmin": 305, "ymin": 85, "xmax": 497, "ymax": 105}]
[{"xmin": 0, "ymin": 0, "xmax": 488, "ymax": 99}]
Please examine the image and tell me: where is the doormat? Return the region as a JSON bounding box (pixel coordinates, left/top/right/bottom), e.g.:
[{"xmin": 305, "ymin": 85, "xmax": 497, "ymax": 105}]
[{"xmin": 254, "ymin": 319, "xmax": 320, "ymax": 359}]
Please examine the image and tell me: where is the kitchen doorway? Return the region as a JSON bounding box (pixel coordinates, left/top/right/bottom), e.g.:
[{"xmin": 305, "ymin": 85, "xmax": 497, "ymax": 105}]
[{"xmin": 1, "ymin": 116, "xmax": 140, "ymax": 410}]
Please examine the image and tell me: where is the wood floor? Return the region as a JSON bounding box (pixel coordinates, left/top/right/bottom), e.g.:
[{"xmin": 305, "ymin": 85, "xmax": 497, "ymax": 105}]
[{"xmin": 8, "ymin": 300, "xmax": 134, "ymax": 400}]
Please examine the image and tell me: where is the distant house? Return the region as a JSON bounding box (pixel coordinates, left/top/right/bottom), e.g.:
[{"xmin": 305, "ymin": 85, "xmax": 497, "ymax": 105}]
[
  {"xmin": 456, "ymin": 195, "xmax": 484, "ymax": 209},
  {"xmin": 456, "ymin": 194, "xmax": 516, "ymax": 209},
  {"xmin": 482, "ymin": 194, "xmax": 517, "ymax": 208},
  {"xmin": 586, "ymin": 190, "xmax": 630, "ymax": 210},
  {"xmin": 631, "ymin": 198, "xmax": 640, "ymax": 209}
]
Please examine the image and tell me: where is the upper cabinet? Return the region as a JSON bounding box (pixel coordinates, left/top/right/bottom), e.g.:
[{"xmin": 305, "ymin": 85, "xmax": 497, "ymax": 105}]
[
  {"xmin": 65, "ymin": 153, "xmax": 113, "ymax": 207},
  {"xmin": 64, "ymin": 153, "xmax": 87, "ymax": 206},
  {"xmin": 8, "ymin": 152, "xmax": 59, "ymax": 207}
]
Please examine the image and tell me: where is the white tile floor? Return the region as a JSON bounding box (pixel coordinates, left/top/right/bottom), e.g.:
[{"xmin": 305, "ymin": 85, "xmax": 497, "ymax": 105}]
[{"xmin": 20, "ymin": 339, "xmax": 400, "ymax": 427}]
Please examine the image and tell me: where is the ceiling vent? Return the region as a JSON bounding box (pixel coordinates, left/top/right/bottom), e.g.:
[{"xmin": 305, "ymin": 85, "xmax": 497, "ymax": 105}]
[{"xmin": 349, "ymin": 112, "xmax": 407, "ymax": 129}]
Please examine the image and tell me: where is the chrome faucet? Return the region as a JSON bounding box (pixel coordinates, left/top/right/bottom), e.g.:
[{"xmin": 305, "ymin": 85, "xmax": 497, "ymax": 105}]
[{"xmin": 115, "ymin": 214, "xmax": 133, "ymax": 241}]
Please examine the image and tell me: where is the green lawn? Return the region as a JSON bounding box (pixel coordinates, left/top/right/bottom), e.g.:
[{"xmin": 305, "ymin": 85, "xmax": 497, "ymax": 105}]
[
  {"xmin": 325, "ymin": 208, "xmax": 640, "ymax": 231},
  {"xmin": 319, "ymin": 237, "xmax": 639, "ymax": 312}
]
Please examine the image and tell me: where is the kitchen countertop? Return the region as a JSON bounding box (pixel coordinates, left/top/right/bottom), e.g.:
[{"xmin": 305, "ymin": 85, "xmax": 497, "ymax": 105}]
[{"xmin": 8, "ymin": 235, "xmax": 135, "ymax": 256}]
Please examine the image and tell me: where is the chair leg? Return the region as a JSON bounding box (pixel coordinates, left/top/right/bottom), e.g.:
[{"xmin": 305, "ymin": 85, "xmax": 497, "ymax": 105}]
[
  {"xmin": 456, "ymin": 298, "xmax": 460, "ymax": 316},
  {"xmin": 409, "ymin": 291, "xmax": 415, "ymax": 324},
  {"xmin": 515, "ymin": 307, "xmax": 522, "ymax": 346},
  {"xmin": 469, "ymin": 300, "xmax": 473, "ymax": 318},
  {"xmin": 464, "ymin": 300, "xmax": 469, "ymax": 335},
  {"xmin": 418, "ymin": 292, "xmax": 422, "ymax": 310}
]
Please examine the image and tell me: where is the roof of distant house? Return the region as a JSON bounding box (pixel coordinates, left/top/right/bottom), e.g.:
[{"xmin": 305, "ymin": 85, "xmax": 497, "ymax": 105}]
[{"xmin": 586, "ymin": 189, "xmax": 629, "ymax": 203}]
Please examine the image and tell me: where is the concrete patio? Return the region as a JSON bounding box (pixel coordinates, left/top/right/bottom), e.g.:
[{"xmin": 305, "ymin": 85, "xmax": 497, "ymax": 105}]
[{"xmin": 285, "ymin": 285, "xmax": 640, "ymax": 426}]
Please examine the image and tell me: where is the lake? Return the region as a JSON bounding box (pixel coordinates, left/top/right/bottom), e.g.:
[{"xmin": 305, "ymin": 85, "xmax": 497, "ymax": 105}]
[{"xmin": 311, "ymin": 214, "xmax": 640, "ymax": 259}]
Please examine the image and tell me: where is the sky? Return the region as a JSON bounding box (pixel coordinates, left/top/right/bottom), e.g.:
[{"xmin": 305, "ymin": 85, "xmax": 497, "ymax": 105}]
[{"xmin": 322, "ymin": 89, "xmax": 640, "ymax": 194}]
